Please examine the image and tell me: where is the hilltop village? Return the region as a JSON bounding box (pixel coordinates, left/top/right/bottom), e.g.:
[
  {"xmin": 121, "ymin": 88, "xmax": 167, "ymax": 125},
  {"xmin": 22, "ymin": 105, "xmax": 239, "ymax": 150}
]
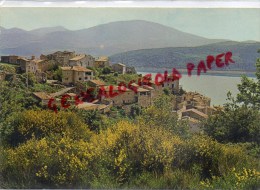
[{"xmin": 0, "ymin": 51, "xmax": 218, "ymax": 128}]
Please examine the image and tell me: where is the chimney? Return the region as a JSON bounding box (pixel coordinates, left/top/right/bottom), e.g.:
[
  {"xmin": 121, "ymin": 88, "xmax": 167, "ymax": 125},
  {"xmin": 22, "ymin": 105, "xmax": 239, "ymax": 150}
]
[{"xmin": 31, "ymin": 55, "xmax": 35, "ymax": 60}]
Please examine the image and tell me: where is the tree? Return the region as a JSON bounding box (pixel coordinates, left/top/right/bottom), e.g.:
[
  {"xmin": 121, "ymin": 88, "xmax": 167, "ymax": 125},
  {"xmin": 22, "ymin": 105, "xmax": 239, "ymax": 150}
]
[
  {"xmin": 20, "ymin": 73, "xmax": 37, "ymax": 87},
  {"xmin": 130, "ymin": 105, "xmax": 142, "ymax": 119},
  {"xmin": 53, "ymin": 67, "xmax": 62, "ymax": 81},
  {"xmin": 102, "ymin": 66, "xmax": 112, "ymax": 74},
  {"xmin": 76, "ymin": 109, "xmax": 107, "ymax": 132},
  {"xmin": 235, "ymin": 50, "xmax": 260, "ymax": 109},
  {"xmin": 163, "ymin": 87, "xmax": 170, "ymax": 95},
  {"xmin": 0, "ymin": 80, "xmax": 38, "ymax": 124},
  {"xmin": 138, "ymin": 94, "xmax": 190, "ymax": 137},
  {"xmin": 203, "ymin": 106, "xmax": 260, "ymax": 144},
  {"xmin": 203, "ymin": 50, "xmax": 260, "ymax": 144}
]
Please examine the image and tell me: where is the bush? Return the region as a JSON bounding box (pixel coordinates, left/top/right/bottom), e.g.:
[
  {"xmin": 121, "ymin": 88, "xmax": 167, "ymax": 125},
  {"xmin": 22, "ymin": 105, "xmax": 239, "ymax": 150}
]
[
  {"xmin": 1, "ymin": 114, "xmax": 259, "ymax": 189},
  {"xmin": 1, "ymin": 110, "xmax": 92, "ymax": 147},
  {"xmin": 203, "ymin": 106, "xmax": 260, "ymax": 144},
  {"xmin": 102, "ymin": 66, "xmax": 112, "ymax": 74},
  {"xmin": 88, "ymin": 121, "xmax": 183, "ymax": 185},
  {"xmin": 129, "ymin": 170, "xmax": 200, "ymax": 189},
  {"xmin": 174, "ymin": 135, "xmax": 250, "ymax": 179},
  {"xmin": 1, "ymin": 137, "xmax": 94, "ymax": 188}
]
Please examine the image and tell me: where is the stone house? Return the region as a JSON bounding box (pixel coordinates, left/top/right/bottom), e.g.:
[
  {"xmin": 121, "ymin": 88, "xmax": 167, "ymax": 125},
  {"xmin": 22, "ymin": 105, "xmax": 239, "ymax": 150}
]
[
  {"xmin": 101, "ymin": 86, "xmax": 136, "ymax": 106},
  {"xmin": 32, "ymin": 92, "xmax": 52, "ymax": 105},
  {"xmin": 162, "ymin": 75, "xmax": 180, "ymax": 94},
  {"xmin": 1, "ymin": 55, "xmax": 19, "ymax": 64},
  {"xmin": 181, "ymin": 108, "xmax": 208, "ymax": 121},
  {"xmin": 33, "ymin": 87, "xmax": 75, "ymax": 106},
  {"xmin": 19, "ymin": 58, "xmax": 46, "ymax": 73},
  {"xmin": 18, "ymin": 57, "xmax": 48, "ymax": 82},
  {"xmin": 69, "ymin": 54, "xmax": 95, "ymax": 68},
  {"xmin": 42, "ymin": 51, "xmax": 76, "ymax": 66},
  {"xmin": 183, "ymin": 92, "xmax": 211, "ymax": 107},
  {"xmin": 149, "ymin": 80, "xmax": 164, "ymax": 99},
  {"xmin": 193, "ymin": 106, "xmax": 217, "ymax": 115},
  {"xmin": 18, "ymin": 58, "xmax": 31, "ymax": 73},
  {"xmin": 126, "ymin": 66, "xmax": 136, "ymax": 74},
  {"xmin": 94, "ymin": 56, "xmax": 110, "ymax": 68},
  {"xmin": 111, "ymin": 63, "xmax": 126, "ymax": 74},
  {"xmin": 61, "ymin": 66, "xmax": 93, "ymax": 85},
  {"xmin": 88, "ymin": 79, "xmax": 106, "ymax": 88},
  {"xmin": 142, "ymin": 85, "xmax": 155, "ymax": 100},
  {"xmin": 136, "ymin": 87, "xmax": 153, "ymax": 108},
  {"xmin": 39, "ymin": 60, "xmax": 53, "ymax": 72}
]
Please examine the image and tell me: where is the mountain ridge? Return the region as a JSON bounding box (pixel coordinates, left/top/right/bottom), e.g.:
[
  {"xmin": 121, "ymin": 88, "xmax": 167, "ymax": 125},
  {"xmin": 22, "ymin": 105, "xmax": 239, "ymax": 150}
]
[
  {"xmin": 109, "ymin": 41, "xmax": 260, "ymax": 72},
  {"xmin": 0, "ymin": 20, "xmax": 227, "ymax": 56}
]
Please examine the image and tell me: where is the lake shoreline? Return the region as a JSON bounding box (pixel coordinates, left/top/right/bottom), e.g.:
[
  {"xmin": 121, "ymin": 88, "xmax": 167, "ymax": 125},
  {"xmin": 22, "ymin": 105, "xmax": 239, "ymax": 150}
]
[
  {"xmin": 136, "ymin": 67, "xmax": 256, "ymax": 78},
  {"xmin": 137, "ymin": 71, "xmax": 252, "ymax": 106}
]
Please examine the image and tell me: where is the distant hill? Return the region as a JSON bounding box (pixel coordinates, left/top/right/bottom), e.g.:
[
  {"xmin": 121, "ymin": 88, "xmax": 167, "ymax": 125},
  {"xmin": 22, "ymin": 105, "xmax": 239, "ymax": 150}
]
[
  {"xmin": 0, "ymin": 20, "xmax": 225, "ymax": 56},
  {"xmin": 29, "ymin": 26, "xmax": 69, "ymax": 36},
  {"xmin": 110, "ymin": 41, "xmax": 260, "ymax": 72}
]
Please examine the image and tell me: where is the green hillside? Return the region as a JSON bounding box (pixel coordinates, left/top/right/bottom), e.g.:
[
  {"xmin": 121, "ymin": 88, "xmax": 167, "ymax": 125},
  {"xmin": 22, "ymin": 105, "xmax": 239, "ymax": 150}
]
[{"xmin": 110, "ymin": 41, "xmax": 260, "ymax": 72}]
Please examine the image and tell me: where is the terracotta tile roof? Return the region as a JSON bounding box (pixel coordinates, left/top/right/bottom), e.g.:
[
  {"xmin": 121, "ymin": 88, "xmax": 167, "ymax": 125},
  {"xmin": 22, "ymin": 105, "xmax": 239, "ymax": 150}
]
[
  {"xmin": 182, "ymin": 108, "xmax": 208, "ymax": 119},
  {"xmin": 33, "ymin": 92, "xmax": 51, "ymax": 100},
  {"xmin": 142, "ymin": 85, "xmax": 154, "ymax": 90},
  {"xmin": 73, "ymin": 66, "xmax": 92, "ymax": 72},
  {"xmin": 76, "ymin": 102, "xmax": 106, "ymax": 110},
  {"xmin": 113, "ymin": 63, "xmax": 125, "ymax": 67},
  {"xmin": 18, "ymin": 57, "xmax": 30, "ymax": 61},
  {"xmin": 69, "ymin": 54, "xmax": 85, "ymax": 61},
  {"xmin": 89, "ymin": 79, "xmax": 106, "ymax": 86},
  {"xmin": 50, "ymin": 87, "xmax": 75, "ymax": 97},
  {"xmin": 67, "ymin": 93, "xmax": 77, "ymax": 97},
  {"xmin": 96, "ymin": 56, "xmax": 109, "ymax": 62},
  {"xmin": 102, "ymin": 85, "xmax": 131, "ymax": 92},
  {"xmin": 137, "ymin": 87, "xmax": 150, "ymax": 92},
  {"xmin": 61, "ymin": 66, "xmax": 92, "ymax": 72},
  {"xmin": 130, "ymin": 83, "xmax": 139, "ymax": 87}
]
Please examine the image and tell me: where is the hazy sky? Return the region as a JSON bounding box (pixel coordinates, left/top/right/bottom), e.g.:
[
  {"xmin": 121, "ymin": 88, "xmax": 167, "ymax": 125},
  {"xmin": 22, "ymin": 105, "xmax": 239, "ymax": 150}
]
[{"xmin": 0, "ymin": 8, "xmax": 259, "ymax": 41}]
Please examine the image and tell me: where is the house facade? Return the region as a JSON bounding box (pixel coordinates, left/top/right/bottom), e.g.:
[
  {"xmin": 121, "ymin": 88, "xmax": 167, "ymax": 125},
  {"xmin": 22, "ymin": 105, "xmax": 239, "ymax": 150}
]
[
  {"xmin": 1, "ymin": 55, "xmax": 19, "ymax": 64},
  {"xmin": 88, "ymin": 79, "xmax": 106, "ymax": 88},
  {"xmin": 69, "ymin": 54, "xmax": 95, "ymax": 68},
  {"xmin": 94, "ymin": 56, "xmax": 110, "ymax": 68},
  {"xmin": 61, "ymin": 66, "xmax": 93, "ymax": 85},
  {"xmin": 42, "ymin": 51, "xmax": 76, "ymax": 66},
  {"xmin": 18, "ymin": 58, "xmax": 31, "ymax": 73},
  {"xmin": 101, "ymin": 86, "xmax": 136, "ymax": 106},
  {"xmin": 111, "ymin": 63, "xmax": 126, "ymax": 74}
]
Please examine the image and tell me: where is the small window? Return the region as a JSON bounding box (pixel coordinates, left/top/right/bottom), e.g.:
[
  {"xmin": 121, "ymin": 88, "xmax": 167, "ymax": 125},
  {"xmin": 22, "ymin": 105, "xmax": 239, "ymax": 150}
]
[{"xmin": 79, "ymin": 77, "xmax": 82, "ymax": 80}]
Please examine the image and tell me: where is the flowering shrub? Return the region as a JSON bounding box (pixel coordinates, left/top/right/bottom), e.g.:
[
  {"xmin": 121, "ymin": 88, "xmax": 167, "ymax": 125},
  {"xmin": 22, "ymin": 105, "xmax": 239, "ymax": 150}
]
[
  {"xmin": 11, "ymin": 138, "xmax": 95, "ymax": 187},
  {"xmin": 1, "ymin": 110, "xmax": 92, "ymax": 147},
  {"xmin": 1, "ymin": 118, "xmax": 259, "ymax": 189}
]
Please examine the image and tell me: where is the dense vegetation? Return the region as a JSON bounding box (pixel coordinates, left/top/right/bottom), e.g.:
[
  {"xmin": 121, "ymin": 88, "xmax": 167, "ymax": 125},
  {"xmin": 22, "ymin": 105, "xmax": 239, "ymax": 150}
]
[{"xmin": 0, "ymin": 53, "xmax": 260, "ymax": 189}]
